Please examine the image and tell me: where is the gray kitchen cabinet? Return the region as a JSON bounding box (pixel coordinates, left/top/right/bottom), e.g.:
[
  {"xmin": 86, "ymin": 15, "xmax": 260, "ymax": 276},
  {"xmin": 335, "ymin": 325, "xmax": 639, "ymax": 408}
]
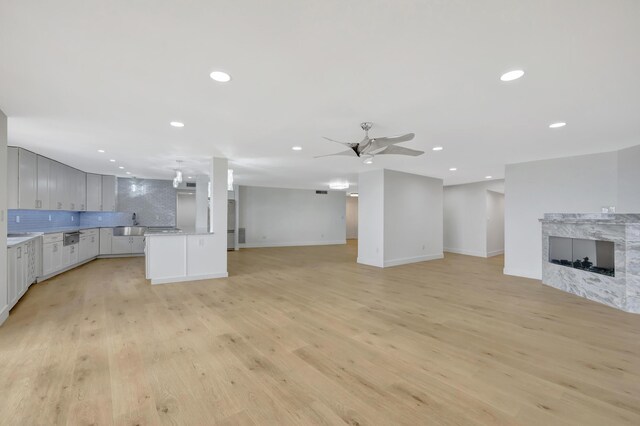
[
  {"xmin": 7, "ymin": 239, "xmax": 39, "ymax": 311},
  {"xmin": 79, "ymin": 229, "xmax": 99, "ymax": 261},
  {"xmin": 111, "ymin": 236, "xmax": 144, "ymax": 254},
  {"xmin": 7, "ymin": 147, "xmax": 18, "ymax": 209},
  {"xmin": 86, "ymin": 173, "xmax": 102, "ymax": 211},
  {"xmin": 49, "ymin": 160, "xmax": 65, "ymax": 210},
  {"xmin": 99, "ymin": 228, "xmax": 113, "ymax": 254},
  {"xmin": 111, "ymin": 236, "xmax": 132, "ymax": 254},
  {"xmin": 76, "ymin": 169, "xmax": 87, "ymax": 211},
  {"xmin": 42, "ymin": 233, "xmax": 64, "ymax": 275},
  {"xmin": 101, "ymin": 175, "xmax": 117, "ymax": 211},
  {"xmin": 18, "ymin": 148, "xmax": 38, "ymax": 209},
  {"xmin": 36, "ymin": 155, "xmax": 51, "ymax": 209},
  {"xmin": 6, "ymin": 147, "xmax": 116, "ymax": 212}
]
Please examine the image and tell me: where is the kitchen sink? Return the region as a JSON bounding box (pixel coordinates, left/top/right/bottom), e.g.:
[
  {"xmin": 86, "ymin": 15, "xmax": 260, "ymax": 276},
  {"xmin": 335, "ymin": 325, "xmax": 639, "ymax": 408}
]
[{"xmin": 113, "ymin": 226, "xmax": 147, "ymax": 236}]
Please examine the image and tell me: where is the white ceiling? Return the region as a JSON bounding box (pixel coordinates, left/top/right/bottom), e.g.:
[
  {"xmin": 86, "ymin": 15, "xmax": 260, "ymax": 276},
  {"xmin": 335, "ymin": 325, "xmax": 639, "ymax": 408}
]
[{"xmin": 1, "ymin": 0, "xmax": 639, "ymax": 189}]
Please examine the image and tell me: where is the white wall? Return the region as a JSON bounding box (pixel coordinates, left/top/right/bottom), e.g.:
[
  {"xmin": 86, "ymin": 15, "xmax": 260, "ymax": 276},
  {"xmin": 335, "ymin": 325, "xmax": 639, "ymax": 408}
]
[
  {"xmin": 617, "ymin": 144, "xmax": 640, "ymax": 212},
  {"xmin": 176, "ymin": 192, "xmax": 196, "ymax": 231},
  {"xmin": 0, "ymin": 110, "xmax": 8, "ymax": 325},
  {"xmin": 346, "ymin": 196, "xmax": 358, "ymax": 239},
  {"xmin": 208, "ymin": 157, "xmax": 228, "ymax": 278},
  {"xmin": 486, "ymin": 190, "xmax": 505, "ymax": 257},
  {"xmin": 357, "ymin": 170, "xmax": 385, "ymax": 267},
  {"xmin": 504, "ymin": 151, "xmax": 618, "ymax": 279},
  {"xmin": 239, "ymin": 186, "xmax": 346, "ymax": 248},
  {"xmin": 443, "ymin": 180, "xmax": 504, "ymax": 257},
  {"xmin": 383, "ymin": 170, "xmax": 443, "ymax": 267}
]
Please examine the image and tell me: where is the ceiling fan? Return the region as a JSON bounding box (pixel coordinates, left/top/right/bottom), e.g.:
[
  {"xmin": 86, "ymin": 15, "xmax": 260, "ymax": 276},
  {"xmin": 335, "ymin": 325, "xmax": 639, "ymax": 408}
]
[{"xmin": 316, "ymin": 122, "xmax": 424, "ymax": 163}]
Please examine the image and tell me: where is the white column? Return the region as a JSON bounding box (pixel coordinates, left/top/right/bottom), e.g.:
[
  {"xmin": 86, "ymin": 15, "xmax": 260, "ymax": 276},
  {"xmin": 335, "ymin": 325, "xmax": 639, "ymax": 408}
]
[
  {"xmin": 209, "ymin": 157, "xmax": 228, "ymax": 276},
  {"xmin": 357, "ymin": 170, "xmax": 385, "ymax": 267},
  {"xmin": 233, "ymin": 184, "xmax": 240, "ymax": 251},
  {"xmin": 195, "ymin": 174, "xmax": 208, "ymax": 231},
  {"xmin": 357, "ymin": 169, "xmax": 443, "ymax": 268},
  {"xmin": 0, "ymin": 109, "xmax": 8, "ymax": 325}
]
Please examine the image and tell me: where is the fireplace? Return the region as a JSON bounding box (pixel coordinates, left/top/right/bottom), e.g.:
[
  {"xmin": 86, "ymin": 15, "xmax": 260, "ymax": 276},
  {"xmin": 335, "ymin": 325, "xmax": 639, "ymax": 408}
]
[{"xmin": 548, "ymin": 236, "xmax": 615, "ymax": 277}]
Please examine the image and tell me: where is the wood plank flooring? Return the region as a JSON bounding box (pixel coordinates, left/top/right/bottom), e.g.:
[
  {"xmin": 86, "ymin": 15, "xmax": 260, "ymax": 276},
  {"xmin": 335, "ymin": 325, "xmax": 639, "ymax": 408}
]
[{"xmin": 1, "ymin": 241, "xmax": 640, "ymax": 425}]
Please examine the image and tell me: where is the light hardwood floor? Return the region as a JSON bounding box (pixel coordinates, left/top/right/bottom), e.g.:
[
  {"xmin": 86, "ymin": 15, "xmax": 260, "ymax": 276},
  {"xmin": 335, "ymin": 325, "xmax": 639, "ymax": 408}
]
[{"xmin": 1, "ymin": 241, "xmax": 640, "ymax": 425}]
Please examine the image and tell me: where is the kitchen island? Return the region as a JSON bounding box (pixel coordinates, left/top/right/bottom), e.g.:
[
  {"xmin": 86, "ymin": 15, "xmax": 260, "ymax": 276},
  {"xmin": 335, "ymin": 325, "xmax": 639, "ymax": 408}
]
[{"xmin": 145, "ymin": 228, "xmax": 228, "ymax": 284}]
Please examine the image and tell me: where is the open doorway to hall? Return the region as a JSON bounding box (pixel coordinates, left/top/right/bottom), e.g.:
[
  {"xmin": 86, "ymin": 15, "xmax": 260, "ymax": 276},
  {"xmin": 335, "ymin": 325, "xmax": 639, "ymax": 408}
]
[{"xmin": 346, "ymin": 195, "xmax": 358, "ymax": 240}]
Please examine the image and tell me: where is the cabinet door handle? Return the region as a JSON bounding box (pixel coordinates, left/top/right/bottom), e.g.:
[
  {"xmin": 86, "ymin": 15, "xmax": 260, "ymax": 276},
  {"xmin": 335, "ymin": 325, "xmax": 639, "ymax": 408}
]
[
  {"xmin": 17, "ymin": 247, "xmax": 22, "ymax": 259},
  {"xmin": 53, "ymin": 243, "xmax": 57, "ymax": 252}
]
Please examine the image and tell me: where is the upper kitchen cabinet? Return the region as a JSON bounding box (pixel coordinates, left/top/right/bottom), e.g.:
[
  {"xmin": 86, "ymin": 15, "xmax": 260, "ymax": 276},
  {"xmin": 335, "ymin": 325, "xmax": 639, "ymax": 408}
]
[
  {"xmin": 6, "ymin": 146, "xmax": 116, "ymax": 211},
  {"xmin": 18, "ymin": 149, "xmax": 38, "ymax": 209},
  {"xmin": 36, "ymin": 155, "xmax": 51, "ymax": 209},
  {"xmin": 102, "ymin": 175, "xmax": 117, "ymax": 211},
  {"xmin": 86, "ymin": 173, "xmax": 102, "ymax": 211},
  {"xmin": 49, "ymin": 160, "xmax": 65, "ymax": 210},
  {"xmin": 7, "ymin": 147, "xmax": 18, "ymax": 209}
]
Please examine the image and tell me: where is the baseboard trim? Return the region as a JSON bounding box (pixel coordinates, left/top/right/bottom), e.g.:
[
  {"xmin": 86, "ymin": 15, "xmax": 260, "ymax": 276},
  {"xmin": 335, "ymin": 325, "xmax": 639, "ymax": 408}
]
[
  {"xmin": 240, "ymin": 240, "xmax": 346, "ymax": 249},
  {"xmin": 384, "ymin": 253, "xmax": 444, "ymax": 268},
  {"xmin": 151, "ymin": 272, "xmax": 229, "ymax": 285},
  {"xmin": 487, "ymin": 249, "xmax": 504, "ymax": 257},
  {"xmin": 444, "ymin": 248, "xmax": 487, "ymax": 258},
  {"xmin": 0, "ymin": 307, "xmax": 9, "ymax": 327},
  {"xmin": 357, "ymin": 257, "xmax": 384, "ymax": 268},
  {"xmin": 503, "ymin": 267, "xmax": 541, "ymax": 280}
]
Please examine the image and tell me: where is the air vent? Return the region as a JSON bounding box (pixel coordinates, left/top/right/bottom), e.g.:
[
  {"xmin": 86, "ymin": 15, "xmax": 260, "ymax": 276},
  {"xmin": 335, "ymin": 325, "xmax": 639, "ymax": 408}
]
[
  {"xmin": 186, "ymin": 182, "xmax": 196, "ymax": 188},
  {"xmin": 315, "ymin": 190, "xmax": 328, "ymax": 194}
]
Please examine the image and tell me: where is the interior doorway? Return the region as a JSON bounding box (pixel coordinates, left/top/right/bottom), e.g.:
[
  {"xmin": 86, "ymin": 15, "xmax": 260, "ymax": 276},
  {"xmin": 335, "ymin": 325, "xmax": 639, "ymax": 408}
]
[
  {"xmin": 346, "ymin": 195, "xmax": 358, "ymax": 240},
  {"xmin": 486, "ymin": 190, "xmax": 505, "ymax": 257}
]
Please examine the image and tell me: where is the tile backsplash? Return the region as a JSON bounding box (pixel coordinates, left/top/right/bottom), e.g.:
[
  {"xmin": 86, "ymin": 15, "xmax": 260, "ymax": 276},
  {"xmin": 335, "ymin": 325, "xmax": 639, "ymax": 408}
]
[
  {"xmin": 8, "ymin": 210, "xmax": 79, "ymax": 232},
  {"xmin": 7, "ymin": 210, "xmax": 133, "ymax": 232},
  {"xmin": 117, "ymin": 178, "xmax": 176, "ymax": 227},
  {"xmin": 80, "ymin": 211, "xmax": 134, "ymax": 228}
]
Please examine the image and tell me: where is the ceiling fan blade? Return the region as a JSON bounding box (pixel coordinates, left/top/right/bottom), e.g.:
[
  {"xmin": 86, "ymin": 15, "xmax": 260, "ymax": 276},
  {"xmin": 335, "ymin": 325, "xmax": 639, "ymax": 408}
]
[
  {"xmin": 314, "ymin": 149, "xmax": 358, "ymax": 158},
  {"xmin": 376, "ymin": 145, "xmax": 424, "ymax": 157},
  {"xmin": 368, "ymin": 133, "xmax": 416, "ymax": 152},
  {"xmin": 323, "ymin": 136, "xmax": 356, "ymax": 147}
]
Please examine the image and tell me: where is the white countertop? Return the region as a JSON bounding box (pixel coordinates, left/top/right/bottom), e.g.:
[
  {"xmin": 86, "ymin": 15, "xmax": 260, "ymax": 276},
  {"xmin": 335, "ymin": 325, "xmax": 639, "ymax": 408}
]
[
  {"xmin": 7, "ymin": 232, "xmax": 44, "ymax": 247},
  {"xmin": 145, "ymin": 228, "xmax": 214, "ymax": 237}
]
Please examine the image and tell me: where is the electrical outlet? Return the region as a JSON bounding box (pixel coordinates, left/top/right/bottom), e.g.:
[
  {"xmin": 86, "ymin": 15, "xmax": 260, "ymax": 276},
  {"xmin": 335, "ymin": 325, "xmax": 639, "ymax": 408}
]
[
  {"xmin": 16, "ymin": 215, "xmax": 20, "ymax": 223},
  {"xmin": 71, "ymin": 216, "xmax": 74, "ymax": 222},
  {"xmin": 98, "ymin": 216, "xmax": 102, "ymax": 221},
  {"xmin": 48, "ymin": 214, "xmax": 52, "ymax": 221}
]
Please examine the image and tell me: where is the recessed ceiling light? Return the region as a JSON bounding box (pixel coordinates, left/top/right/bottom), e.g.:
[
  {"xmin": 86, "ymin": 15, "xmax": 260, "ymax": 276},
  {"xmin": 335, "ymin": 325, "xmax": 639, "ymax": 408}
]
[
  {"xmin": 97, "ymin": 149, "xmax": 105, "ymax": 153},
  {"xmin": 449, "ymin": 167, "xmax": 457, "ymax": 171},
  {"xmin": 170, "ymin": 121, "xmax": 184, "ymax": 128},
  {"xmin": 485, "ymin": 175, "xmax": 492, "ymax": 179},
  {"xmin": 109, "ymin": 159, "xmax": 116, "ymax": 162},
  {"xmin": 549, "ymin": 122, "xmax": 566, "ymax": 128},
  {"xmin": 119, "ymin": 166, "xmax": 125, "ymax": 169},
  {"xmin": 126, "ymin": 172, "xmax": 131, "ymax": 175},
  {"xmin": 210, "ymin": 71, "xmax": 231, "ymax": 82},
  {"xmin": 432, "ymin": 146, "xmax": 444, "ymax": 151},
  {"xmin": 188, "ymin": 176, "xmax": 192, "ymax": 179},
  {"xmin": 500, "ymin": 70, "xmax": 525, "ymax": 82},
  {"xmin": 292, "ymin": 146, "xmax": 303, "ymax": 151},
  {"xmin": 349, "ymin": 193, "xmax": 359, "ymax": 197},
  {"xmin": 363, "ymin": 157, "xmax": 374, "ymax": 164}
]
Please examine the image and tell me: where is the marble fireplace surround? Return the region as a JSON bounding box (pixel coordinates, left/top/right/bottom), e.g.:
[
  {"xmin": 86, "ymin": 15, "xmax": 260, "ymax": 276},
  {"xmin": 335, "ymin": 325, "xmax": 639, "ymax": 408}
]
[{"xmin": 540, "ymin": 213, "xmax": 640, "ymax": 314}]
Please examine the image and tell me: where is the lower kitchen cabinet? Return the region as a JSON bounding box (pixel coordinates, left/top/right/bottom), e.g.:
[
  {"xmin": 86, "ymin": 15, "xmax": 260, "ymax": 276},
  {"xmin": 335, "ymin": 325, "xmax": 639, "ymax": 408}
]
[
  {"xmin": 42, "ymin": 234, "xmax": 63, "ymax": 276},
  {"xmin": 7, "ymin": 239, "xmax": 39, "ymax": 310},
  {"xmin": 112, "ymin": 236, "xmax": 145, "ymax": 254},
  {"xmin": 79, "ymin": 229, "xmax": 99, "ymax": 262}
]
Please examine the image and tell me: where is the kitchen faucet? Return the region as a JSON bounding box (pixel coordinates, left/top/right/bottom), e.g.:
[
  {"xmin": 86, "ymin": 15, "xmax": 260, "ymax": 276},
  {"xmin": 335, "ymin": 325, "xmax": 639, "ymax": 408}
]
[{"xmin": 132, "ymin": 213, "xmax": 139, "ymax": 226}]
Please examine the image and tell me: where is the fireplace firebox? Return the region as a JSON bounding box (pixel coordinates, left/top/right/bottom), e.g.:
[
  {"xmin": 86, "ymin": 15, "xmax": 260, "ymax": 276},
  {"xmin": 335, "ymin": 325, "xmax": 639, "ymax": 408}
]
[{"xmin": 548, "ymin": 236, "xmax": 615, "ymax": 277}]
